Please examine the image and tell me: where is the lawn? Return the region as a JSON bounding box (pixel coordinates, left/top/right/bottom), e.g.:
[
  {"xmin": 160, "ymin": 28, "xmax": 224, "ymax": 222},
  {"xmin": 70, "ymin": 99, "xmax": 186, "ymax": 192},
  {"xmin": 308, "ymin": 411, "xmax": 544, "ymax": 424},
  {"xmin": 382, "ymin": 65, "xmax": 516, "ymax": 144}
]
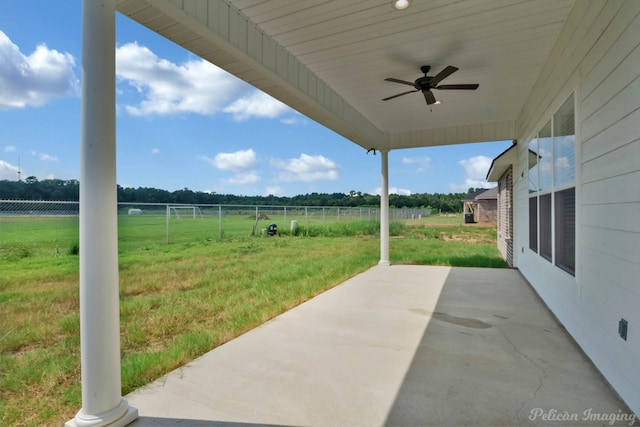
[{"xmin": 0, "ymin": 214, "xmax": 506, "ymax": 425}]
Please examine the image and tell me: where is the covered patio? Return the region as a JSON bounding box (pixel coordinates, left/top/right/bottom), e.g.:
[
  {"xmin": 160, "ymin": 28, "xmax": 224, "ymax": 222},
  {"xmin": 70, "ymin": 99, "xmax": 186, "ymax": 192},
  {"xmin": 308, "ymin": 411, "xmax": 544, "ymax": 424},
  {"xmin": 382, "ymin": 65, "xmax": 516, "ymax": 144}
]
[
  {"xmin": 67, "ymin": 0, "xmax": 639, "ymax": 424},
  {"xmin": 126, "ymin": 265, "xmax": 632, "ymax": 426}
]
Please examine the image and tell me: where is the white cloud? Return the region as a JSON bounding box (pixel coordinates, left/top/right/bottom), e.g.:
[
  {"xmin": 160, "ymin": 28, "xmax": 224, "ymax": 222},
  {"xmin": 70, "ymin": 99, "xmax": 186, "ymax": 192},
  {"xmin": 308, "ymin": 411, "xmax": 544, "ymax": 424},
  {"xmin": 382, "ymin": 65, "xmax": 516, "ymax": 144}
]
[
  {"xmin": 200, "ymin": 149, "xmax": 261, "ymax": 186},
  {"xmin": 280, "ymin": 116, "xmax": 301, "ymax": 125},
  {"xmin": 116, "ymin": 42, "xmax": 245, "ymax": 116},
  {"xmin": 450, "ymin": 155, "xmax": 495, "ymax": 192},
  {"xmin": 151, "ymin": 148, "xmax": 160, "ymax": 155},
  {"xmin": 271, "ymin": 154, "xmax": 339, "ymax": 182},
  {"xmin": 555, "ymin": 156, "xmax": 569, "ymax": 169},
  {"xmin": 5, "ymin": 145, "xmax": 16, "ymax": 153},
  {"xmin": 0, "ymin": 160, "xmax": 20, "ymax": 180},
  {"xmin": 200, "ymin": 149, "xmax": 258, "ymax": 172},
  {"xmin": 265, "ymin": 186, "xmax": 285, "ymax": 196},
  {"xmin": 31, "ymin": 150, "xmax": 58, "ymax": 162},
  {"xmin": 372, "ymin": 186, "xmax": 412, "ymax": 196},
  {"xmin": 450, "ymin": 180, "xmax": 495, "ymax": 193},
  {"xmin": 460, "ymin": 155, "xmax": 493, "ymax": 180},
  {"xmin": 0, "ymin": 31, "xmax": 78, "ymax": 109},
  {"xmin": 402, "ymin": 156, "xmax": 431, "ymax": 172},
  {"xmin": 222, "ymin": 172, "xmax": 261, "ymax": 185},
  {"xmin": 223, "ymin": 91, "xmax": 292, "ymax": 121},
  {"xmin": 392, "ymin": 187, "xmax": 412, "ymax": 196},
  {"xmin": 40, "ymin": 153, "xmax": 58, "ymax": 162},
  {"xmin": 115, "ymin": 43, "xmax": 298, "ymax": 122}
]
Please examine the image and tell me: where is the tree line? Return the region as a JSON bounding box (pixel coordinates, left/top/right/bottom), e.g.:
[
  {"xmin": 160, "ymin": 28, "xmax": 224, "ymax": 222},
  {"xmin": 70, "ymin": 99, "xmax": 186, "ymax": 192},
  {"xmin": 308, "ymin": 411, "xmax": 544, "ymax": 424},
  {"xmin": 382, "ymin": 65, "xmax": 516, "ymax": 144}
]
[{"xmin": 0, "ymin": 177, "xmax": 473, "ymax": 213}]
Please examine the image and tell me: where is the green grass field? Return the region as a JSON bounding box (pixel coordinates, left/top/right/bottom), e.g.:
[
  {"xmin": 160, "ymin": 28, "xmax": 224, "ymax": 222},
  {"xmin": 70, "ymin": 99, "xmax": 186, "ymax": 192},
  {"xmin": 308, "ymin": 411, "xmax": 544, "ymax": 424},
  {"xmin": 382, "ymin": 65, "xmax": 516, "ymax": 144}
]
[
  {"xmin": 0, "ymin": 213, "xmax": 506, "ymax": 425},
  {"xmin": 0, "ymin": 208, "xmax": 381, "ymax": 256}
]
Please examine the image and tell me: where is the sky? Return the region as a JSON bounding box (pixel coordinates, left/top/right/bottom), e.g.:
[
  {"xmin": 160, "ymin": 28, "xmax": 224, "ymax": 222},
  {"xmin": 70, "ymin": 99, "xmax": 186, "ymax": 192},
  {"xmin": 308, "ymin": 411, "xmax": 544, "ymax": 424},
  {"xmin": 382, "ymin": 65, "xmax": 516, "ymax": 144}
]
[{"xmin": 0, "ymin": 1, "xmax": 512, "ymax": 197}]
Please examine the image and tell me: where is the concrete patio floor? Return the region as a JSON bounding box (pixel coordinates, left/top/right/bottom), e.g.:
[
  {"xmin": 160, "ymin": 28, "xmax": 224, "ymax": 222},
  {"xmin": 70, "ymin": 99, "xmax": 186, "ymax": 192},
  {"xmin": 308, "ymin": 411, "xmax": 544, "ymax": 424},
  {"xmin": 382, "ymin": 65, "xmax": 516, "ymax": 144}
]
[{"xmin": 127, "ymin": 265, "xmax": 636, "ymax": 426}]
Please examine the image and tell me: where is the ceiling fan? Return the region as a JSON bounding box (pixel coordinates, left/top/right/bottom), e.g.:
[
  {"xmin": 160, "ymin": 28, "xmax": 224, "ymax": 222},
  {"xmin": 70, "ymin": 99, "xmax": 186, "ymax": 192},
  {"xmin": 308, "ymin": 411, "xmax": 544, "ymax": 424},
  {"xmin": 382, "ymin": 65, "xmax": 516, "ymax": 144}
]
[{"xmin": 382, "ymin": 65, "xmax": 479, "ymax": 105}]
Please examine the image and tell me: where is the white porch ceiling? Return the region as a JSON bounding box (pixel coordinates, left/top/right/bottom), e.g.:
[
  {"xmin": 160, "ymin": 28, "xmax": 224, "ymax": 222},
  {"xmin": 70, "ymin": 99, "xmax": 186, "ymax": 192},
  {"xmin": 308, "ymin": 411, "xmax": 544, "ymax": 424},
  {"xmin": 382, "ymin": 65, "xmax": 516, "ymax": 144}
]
[{"xmin": 115, "ymin": 0, "xmax": 575, "ymax": 151}]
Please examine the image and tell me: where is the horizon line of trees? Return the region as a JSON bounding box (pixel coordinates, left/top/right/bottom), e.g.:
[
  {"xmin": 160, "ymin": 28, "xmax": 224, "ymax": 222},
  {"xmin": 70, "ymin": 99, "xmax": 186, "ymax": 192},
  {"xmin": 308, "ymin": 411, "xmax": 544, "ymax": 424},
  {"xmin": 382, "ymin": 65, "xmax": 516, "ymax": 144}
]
[{"xmin": 0, "ymin": 177, "xmax": 476, "ymax": 213}]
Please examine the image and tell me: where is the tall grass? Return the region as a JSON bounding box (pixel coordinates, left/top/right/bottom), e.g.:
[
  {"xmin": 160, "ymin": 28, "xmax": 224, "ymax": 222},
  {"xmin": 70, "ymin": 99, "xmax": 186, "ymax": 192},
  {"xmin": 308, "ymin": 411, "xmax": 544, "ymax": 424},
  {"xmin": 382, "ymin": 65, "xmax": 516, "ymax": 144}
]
[{"xmin": 1, "ymin": 215, "xmax": 506, "ymax": 425}]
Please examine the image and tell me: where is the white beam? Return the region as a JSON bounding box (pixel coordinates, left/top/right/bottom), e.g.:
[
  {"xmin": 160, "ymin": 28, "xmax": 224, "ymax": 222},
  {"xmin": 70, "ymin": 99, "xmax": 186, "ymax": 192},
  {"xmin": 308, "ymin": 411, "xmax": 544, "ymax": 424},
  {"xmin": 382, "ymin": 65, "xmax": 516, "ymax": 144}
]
[
  {"xmin": 67, "ymin": 1, "xmax": 137, "ymax": 426},
  {"xmin": 379, "ymin": 150, "xmax": 390, "ymax": 266},
  {"xmin": 385, "ymin": 120, "xmax": 517, "ymax": 149}
]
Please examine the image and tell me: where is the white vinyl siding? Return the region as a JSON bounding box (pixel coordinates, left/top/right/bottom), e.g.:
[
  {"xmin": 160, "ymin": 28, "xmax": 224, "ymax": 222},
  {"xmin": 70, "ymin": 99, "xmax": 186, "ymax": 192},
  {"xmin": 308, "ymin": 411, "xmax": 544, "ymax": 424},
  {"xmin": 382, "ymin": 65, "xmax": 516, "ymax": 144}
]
[{"xmin": 515, "ymin": 0, "xmax": 640, "ymax": 414}]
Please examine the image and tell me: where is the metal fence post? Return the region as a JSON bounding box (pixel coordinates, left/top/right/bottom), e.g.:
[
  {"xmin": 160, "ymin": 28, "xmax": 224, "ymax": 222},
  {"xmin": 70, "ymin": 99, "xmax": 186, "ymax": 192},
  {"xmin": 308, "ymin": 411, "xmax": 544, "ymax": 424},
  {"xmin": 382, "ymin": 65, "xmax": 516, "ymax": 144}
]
[
  {"xmin": 166, "ymin": 204, "xmax": 170, "ymax": 244},
  {"xmin": 218, "ymin": 205, "xmax": 222, "ymax": 240}
]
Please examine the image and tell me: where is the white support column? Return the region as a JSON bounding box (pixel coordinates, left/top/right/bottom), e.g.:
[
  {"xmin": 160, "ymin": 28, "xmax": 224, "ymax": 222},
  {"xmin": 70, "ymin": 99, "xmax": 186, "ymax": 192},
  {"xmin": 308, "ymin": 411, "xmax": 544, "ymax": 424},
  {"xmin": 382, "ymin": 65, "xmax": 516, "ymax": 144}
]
[
  {"xmin": 67, "ymin": 1, "xmax": 138, "ymax": 426},
  {"xmin": 379, "ymin": 150, "xmax": 391, "ymax": 266}
]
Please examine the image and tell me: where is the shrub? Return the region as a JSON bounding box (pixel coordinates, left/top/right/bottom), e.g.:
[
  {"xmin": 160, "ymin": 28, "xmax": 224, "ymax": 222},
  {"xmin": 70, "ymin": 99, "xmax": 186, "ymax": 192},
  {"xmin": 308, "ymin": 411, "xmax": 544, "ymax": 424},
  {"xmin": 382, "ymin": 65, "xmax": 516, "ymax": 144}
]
[
  {"xmin": 2, "ymin": 244, "xmax": 34, "ymax": 260},
  {"xmin": 67, "ymin": 242, "xmax": 80, "ymax": 255}
]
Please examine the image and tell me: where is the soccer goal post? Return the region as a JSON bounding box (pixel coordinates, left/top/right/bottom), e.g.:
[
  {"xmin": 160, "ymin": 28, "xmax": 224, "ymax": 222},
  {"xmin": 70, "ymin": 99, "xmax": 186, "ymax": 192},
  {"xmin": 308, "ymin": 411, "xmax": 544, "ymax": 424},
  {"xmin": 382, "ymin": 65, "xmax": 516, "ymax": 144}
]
[{"xmin": 167, "ymin": 205, "xmax": 201, "ymax": 219}]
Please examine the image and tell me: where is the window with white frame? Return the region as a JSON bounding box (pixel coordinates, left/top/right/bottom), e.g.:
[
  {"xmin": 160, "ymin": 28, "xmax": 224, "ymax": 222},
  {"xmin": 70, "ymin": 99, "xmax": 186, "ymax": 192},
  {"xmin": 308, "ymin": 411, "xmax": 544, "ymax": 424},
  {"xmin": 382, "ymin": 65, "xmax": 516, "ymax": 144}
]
[{"xmin": 528, "ymin": 94, "xmax": 575, "ymax": 275}]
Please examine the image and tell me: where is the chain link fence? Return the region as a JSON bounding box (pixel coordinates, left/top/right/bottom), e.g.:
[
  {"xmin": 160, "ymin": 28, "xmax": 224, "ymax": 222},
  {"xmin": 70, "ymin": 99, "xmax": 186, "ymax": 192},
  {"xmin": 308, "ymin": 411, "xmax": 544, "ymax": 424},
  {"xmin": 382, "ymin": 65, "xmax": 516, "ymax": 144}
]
[
  {"xmin": 0, "ymin": 200, "xmax": 80, "ymax": 258},
  {"xmin": 1, "ymin": 200, "xmax": 431, "ymax": 256}
]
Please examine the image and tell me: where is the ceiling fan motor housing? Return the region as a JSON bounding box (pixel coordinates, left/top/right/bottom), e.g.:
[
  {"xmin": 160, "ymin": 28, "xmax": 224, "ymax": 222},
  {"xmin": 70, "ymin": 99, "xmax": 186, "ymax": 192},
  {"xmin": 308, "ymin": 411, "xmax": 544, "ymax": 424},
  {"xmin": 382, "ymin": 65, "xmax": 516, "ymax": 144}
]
[
  {"xmin": 415, "ymin": 76, "xmax": 432, "ymax": 89},
  {"xmin": 382, "ymin": 65, "xmax": 478, "ymax": 105}
]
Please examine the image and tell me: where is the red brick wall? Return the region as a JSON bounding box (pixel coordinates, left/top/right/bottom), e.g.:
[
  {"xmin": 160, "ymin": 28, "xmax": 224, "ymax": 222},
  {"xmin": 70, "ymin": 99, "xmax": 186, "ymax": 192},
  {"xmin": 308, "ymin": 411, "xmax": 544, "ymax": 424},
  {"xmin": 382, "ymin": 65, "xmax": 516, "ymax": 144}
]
[{"xmin": 497, "ymin": 167, "xmax": 513, "ymax": 266}]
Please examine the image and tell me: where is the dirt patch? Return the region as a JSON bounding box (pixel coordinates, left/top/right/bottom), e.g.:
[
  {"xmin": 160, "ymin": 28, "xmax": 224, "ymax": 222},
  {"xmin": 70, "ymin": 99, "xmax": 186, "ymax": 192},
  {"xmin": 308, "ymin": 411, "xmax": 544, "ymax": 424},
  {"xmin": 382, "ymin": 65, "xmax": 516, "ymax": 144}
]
[{"xmin": 440, "ymin": 232, "xmax": 494, "ymax": 244}]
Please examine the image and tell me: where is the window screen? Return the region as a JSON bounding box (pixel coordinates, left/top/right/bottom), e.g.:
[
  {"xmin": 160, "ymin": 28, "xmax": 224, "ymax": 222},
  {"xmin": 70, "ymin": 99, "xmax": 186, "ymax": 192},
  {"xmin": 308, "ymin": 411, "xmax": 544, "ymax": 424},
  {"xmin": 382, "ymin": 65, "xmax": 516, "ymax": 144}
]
[
  {"xmin": 529, "ymin": 197, "xmax": 538, "ymax": 252},
  {"xmin": 555, "ymin": 188, "xmax": 575, "ymax": 275},
  {"xmin": 539, "ymin": 193, "xmax": 552, "ymax": 261}
]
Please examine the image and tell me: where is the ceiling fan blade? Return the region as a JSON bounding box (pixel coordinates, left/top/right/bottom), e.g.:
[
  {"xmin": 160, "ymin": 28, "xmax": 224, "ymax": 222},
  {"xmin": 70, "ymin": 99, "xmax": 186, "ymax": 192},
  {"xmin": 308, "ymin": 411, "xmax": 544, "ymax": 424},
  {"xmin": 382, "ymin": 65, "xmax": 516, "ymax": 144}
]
[
  {"xmin": 436, "ymin": 84, "xmax": 479, "ymax": 90},
  {"xmin": 429, "ymin": 65, "xmax": 458, "ymax": 85},
  {"xmin": 382, "ymin": 89, "xmax": 419, "ymax": 101},
  {"xmin": 384, "ymin": 77, "xmax": 416, "ymax": 87},
  {"xmin": 423, "ymin": 90, "xmax": 437, "ymax": 105}
]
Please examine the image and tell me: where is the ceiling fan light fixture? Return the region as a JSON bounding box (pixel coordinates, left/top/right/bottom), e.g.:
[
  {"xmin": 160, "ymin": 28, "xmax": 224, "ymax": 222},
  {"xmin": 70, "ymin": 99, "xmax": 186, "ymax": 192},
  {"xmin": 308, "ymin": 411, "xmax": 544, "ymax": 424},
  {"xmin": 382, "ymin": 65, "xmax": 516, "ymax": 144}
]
[
  {"xmin": 434, "ymin": 100, "xmax": 442, "ymax": 105},
  {"xmin": 393, "ymin": 0, "xmax": 410, "ymax": 10}
]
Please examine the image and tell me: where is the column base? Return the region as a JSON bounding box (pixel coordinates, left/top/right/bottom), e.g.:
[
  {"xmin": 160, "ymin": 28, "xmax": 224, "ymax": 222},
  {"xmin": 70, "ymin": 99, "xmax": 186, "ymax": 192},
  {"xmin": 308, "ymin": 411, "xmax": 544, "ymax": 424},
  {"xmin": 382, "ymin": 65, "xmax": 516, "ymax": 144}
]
[
  {"xmin": 378, "ymin": 260, "xmax": 392, "ymax": 266},
  {"xmin": 66, "ymin": 398, "xmax": 138, "ymax": 427}
]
